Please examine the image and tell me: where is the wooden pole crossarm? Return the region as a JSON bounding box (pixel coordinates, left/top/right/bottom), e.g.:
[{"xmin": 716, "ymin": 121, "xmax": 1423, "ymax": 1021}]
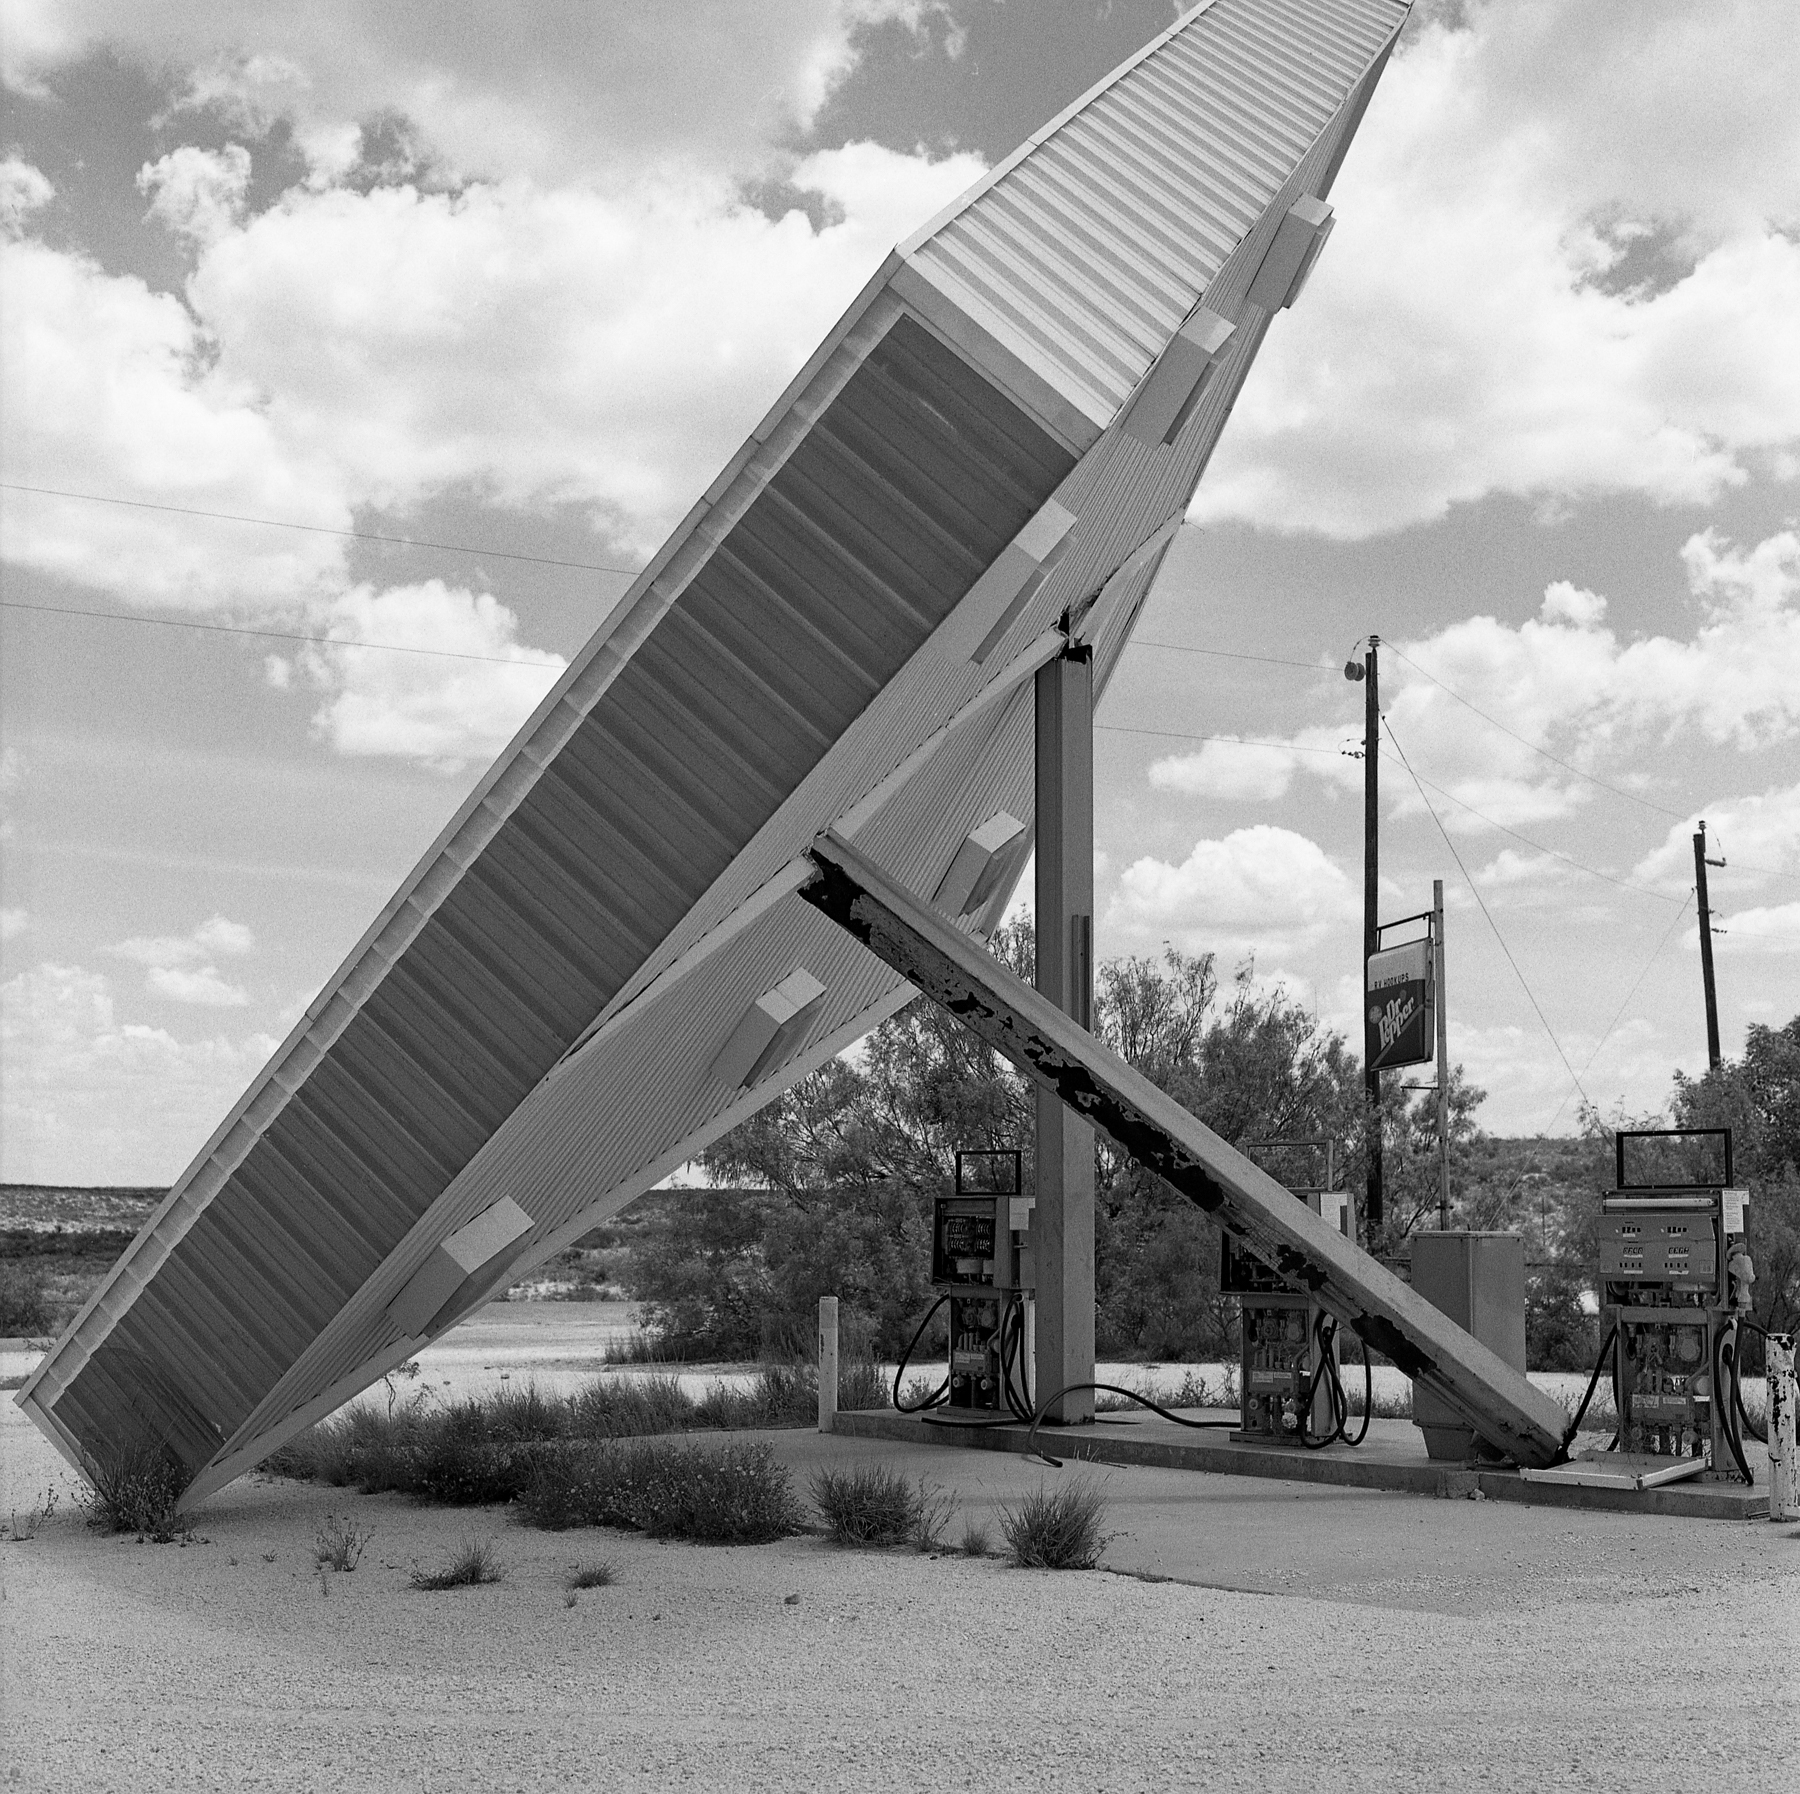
[{"xmin": 798, "ymin": 828, "xmax": 1571, "ymax": 1468}]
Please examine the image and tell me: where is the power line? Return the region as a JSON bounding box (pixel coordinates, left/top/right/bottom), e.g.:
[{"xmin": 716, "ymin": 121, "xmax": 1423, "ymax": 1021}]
[
  {"xmin": 1382, "ymin": 712, "xmax": 1594, "ymax": 1117},
  {"xmin": 0, "ymin": 481, "xmax": 642, "ymax": 577},
  {"xmin": 1391, "ymin": 757, "xmax": 1685, "ymax": 905},
  {"xmin": 1124, "ymin": 639, "xmax": 1334, "ymax": 672},
  {"xmin": 1538, "ymin": 892, "xmax": 1696, "ymax": 1138},
  {"xmin": 1385, "ymin": 641, "xmax": 1688, "ymax": 822},
  {"xmin": 1096, "ymin": 723, "xmax": 1348, "ymax": 755},
  {"xmin": 0, "ymin": 598, "xmax": 564, "ymax": 667}
]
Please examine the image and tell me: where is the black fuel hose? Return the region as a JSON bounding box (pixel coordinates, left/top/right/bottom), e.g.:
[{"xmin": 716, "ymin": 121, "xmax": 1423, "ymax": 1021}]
[
  {"xmin": 1024, "ymin": 1380, "xmax": 1238, "ymax": 1467},
  {"xmin": 1301, "ymin": 1313, "xmax": 1371, "ymax": 1449},
  {"xmin": 1001, "ymin": 1296, "xmax": 1034, "ymax": 1422},
  {"xmin": 918, "ymin": 1293, "xmax": 1036, "ymax": 1430},
  {"xmin": 1712, "ymin": 1323, "xmax": 1755, "ymax": 1484},
  {"xmin": 892, "ymin": 1294, "xmax": 951, "ymax": 1413},
  {"xmin": 1721, "ymin": 1324, "xmax": 1765, "ymax": 1451},
  {"xmin": 1561, "ymin": 1323, "xmax": 1619, "ymax": 1454}
]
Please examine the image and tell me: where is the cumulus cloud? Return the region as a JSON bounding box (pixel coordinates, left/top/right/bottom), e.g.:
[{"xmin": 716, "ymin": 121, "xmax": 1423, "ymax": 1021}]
[
  {"xmin": 137, "ymin": 143, "xmax": 252, "ymax": 243},
  {"xmin": 1198, "ymin": 532, "xmax": 1800, "ymax": 835},
  {"xmin": 1107, "ymin": 825, "xmax": 1358, "ymax": 957},
  {"xmin": 1634, "ymin": 783, "xmax": 1800, "ymax": 895},
  {"xmin": 1, "ymin": 219, "xmax": 349, "ymax": 609},
  {"xmin": 4, "ymin": 1, "xmax": 943, "ymax": 188},
  {"xmin": 0, "ymin": 155, "xmax": 53, "ymax": 230},
  {"xmin": 300, "ymin": 580, "xmax": 565, "ymax": 768},
  {"xmin": 111, "ymin": 913, "xmax": 255, "ymax": 1005},
  {"xmin": 0, "ymin": 961, "xmax": 277, "ymax": 1182},
  {"xmin": 145, "ymin": 964, "xmax": 250, "ymax": 1006},
  {"xmin": 1148, "ymin": 739, "xmax": 1304, "ymax": 803},
  {"xmin": 1193, "ymin": 0, "xmax": 1800, "ymax": 537},
  {"xmin": 1713, "ymin": 903, "xmax": 1800, "ymax": 955}
]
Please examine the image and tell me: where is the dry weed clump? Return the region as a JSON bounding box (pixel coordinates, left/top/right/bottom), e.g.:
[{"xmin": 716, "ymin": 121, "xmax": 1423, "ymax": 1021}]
[
  {"xmin": 312, "ymin": 1514, "xmax": 373, "ymax": 1571},
  {"xmin": 999, "ymin": 1475, "xmax": 1112, "ymax": 1571},
  {"xmin": 409, "ymin": 1537, "xmax": 504, "ymax": 1590},
  {"xmin": 809, "ymin": 1465, "xmax": 953, "ymax": 1551},
  {"xmin": 79, "ymin": 1440, "xmax": 188, "ymax": 1539},
  {"xmin": 565, "ymin": 1559, "xmax": 616, "ymax": 1589}
]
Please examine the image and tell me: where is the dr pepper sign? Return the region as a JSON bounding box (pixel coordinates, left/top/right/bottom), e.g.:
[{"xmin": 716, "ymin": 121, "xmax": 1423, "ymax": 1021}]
[{"xmin": 1366, "ymin": 938, "xmax": 1433, "ymax": 1071}]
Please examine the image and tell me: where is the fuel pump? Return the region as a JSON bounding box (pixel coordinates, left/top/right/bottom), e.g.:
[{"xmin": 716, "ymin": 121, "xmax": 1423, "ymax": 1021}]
[
  {"xmin": 1220, "ymin": 1139, "xmax": 1367, "ymax": 1448},
  {"xmin": 1598, "ymin": 1128, "xmax": 1757, "ymax": 1482},
  {"xmin": 893, "ymin": 1150, "xmax": 1036, "ymax": 1423}
]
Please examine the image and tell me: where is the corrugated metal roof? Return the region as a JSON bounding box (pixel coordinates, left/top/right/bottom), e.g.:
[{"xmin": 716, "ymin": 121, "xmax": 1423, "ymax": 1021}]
[
  {"xmin": 20, "ymin": 0, "xmax": 1410, "ymax": 1496},
  {"xmin": 901, "ymin": 0, "xmax": 1404, "ymax": 428}
]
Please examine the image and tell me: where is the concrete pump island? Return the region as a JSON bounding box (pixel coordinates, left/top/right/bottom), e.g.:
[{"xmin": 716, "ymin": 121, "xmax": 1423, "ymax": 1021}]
[{"xmin": 6, "ymin": 3, "xmax": 1795, "ymax": 1790}]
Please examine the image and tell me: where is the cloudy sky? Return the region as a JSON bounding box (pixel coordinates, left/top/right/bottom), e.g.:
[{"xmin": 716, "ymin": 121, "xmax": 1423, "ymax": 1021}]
[{"xmin": 2, "ymin": 0, "xmax": 1796, "ymax": 1183}]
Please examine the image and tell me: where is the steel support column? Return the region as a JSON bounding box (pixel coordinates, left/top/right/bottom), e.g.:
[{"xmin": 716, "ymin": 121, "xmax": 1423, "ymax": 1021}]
[{"xmin": 1034, "ymin": 646, "xmax": 1097, "ymax": 1423}]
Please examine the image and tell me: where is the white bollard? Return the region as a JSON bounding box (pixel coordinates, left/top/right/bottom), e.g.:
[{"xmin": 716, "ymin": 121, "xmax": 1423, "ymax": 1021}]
[
  {"xmin": 1767, "ymin": 1332, "xmax": 1797, "ymax": 1522},
  {"xmin": 817, "ymin": 1295, "xmax": 839, "ymax": 1434}
]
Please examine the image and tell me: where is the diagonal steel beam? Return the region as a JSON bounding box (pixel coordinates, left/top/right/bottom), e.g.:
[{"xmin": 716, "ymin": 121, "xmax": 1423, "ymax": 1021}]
[{"xmin": 799, "ymin": 829, "xmax": 1571, "ymax": 1468}]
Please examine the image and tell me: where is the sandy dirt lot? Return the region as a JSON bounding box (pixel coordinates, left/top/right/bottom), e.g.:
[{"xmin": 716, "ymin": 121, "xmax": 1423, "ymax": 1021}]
[{"xmin": 5, "ymin": 1319, "xmax": 1796, "ymax": 1792}]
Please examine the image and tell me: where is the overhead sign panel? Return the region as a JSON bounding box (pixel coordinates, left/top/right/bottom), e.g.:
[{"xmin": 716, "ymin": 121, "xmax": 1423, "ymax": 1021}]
[
  {"xmin": 1366, "ymin": 937, "xmax": 1433, "ymax": 1071},
  {"xmin": 19, "ymin": 0, "xmax": 1411, "ymax": 1500}
]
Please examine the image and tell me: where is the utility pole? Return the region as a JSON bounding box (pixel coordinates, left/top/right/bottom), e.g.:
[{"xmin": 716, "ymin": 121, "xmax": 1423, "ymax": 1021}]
[
  {"xmin": 1693, "ymin": 821, "xmax": 1723, "ymax": 1072},
  {"xmin": 1355, "ymin": 635, "xmax": 1383, "ymax": 1230},
  {"xmin": 1434, "ymin": 878, "xmax": 1450, "ymax": 1232}
]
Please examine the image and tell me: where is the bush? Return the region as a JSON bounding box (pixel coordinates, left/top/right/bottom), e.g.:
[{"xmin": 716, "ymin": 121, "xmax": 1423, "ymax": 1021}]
[
  {"xmin": 811, "ymin": 1465, "xmax": 918, "ymax": 1546},
  {"xmin": 999, "ymin": 1476, "xmax": 1110, "ymax": 1570},
  {"xmin": 1527, "ymin": 1263, "xmax": 1601, "ymax": 1372},
  {"xmin": 566, "ymin": 1559, "xmax": 615, "ymax": 1589},
  {"xmin": 692, "ymin": 1364, "xmax": 816, "ymax": 1431},
  {"xmin": 958, "ymin": 1515, "xmax": 992, "ymax": 1557},
  {"xmin": 569, "ymin": 1376, "xmax": 693, "ymax": 1437},
  {"xmin": 517, "ymin": 1438, "xmax": 801, "ymax": 1544},
  {"xmin": 410, "ymin": 1537, "xmax": 503, "ymax": 1590},
  {"xmin": 81, "ymin": 1439, "xmax": 187, "ymax": 1538},
  {"xmin": 0, "ymin": 1260, "xmax": 53, "ymax": 1335}
]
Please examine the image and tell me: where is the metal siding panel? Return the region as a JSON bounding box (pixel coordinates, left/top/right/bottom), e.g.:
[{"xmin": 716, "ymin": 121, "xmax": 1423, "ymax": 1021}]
[{"xmin": 908, "ymin": 0, "xmax": 1404, "ymax": 416}]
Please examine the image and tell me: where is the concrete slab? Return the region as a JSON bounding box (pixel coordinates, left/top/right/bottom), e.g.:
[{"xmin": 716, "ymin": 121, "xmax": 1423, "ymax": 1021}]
[
  {"xmin": 747, "ymin": 1423, "xmax": 1797, "ymax": 1621},
  {"xmin": 832, "ymin": 1406, "xmax": 1771, "ymax": 1521}
]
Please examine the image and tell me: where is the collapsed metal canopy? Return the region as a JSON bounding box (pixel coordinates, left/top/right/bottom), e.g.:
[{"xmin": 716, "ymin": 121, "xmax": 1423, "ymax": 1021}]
[{"xmin": 19, "ymin": 0, "xmax": 1411, "ymax": 1500}]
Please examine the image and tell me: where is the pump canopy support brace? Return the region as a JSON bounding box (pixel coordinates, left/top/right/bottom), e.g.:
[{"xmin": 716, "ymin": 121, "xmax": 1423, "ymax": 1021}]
[{"xmin": 798, "ymin": 828, "xmax": 1571, "ymax": 1469}]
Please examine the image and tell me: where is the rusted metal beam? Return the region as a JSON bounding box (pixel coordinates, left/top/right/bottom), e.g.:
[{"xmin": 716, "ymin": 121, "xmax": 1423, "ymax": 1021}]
[{"xmin": 799, "ymin": 830, "xmax": 1571, "ymax": 1468}]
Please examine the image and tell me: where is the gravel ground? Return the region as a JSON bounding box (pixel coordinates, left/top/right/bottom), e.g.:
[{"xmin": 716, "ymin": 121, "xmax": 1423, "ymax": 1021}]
[{"xmin": 5, "ymin": 1386, "xmax": 1797, "ymax": 1792}]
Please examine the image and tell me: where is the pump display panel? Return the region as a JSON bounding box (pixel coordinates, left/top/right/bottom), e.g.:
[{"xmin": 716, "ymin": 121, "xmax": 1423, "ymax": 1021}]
[{"xmin": 932, "ymin": 1198, "xmax": 1000, "ymax": 1288}]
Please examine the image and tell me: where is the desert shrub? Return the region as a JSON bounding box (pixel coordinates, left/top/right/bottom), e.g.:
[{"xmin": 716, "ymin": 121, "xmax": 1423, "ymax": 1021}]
[
  {"xmin": 999, "ymin": 1476, "xmax": 1110, "ymax": 1571},
  {"xmin": 517, "ymin": 1438, "xmax": 800, "ymax": 1544},
  {"xmin": 313, "ymin": 1514, "xmax": 373, "ymax": 1571},
  {"xmin": 408, "ymin": 1435, "xmax": 530, "ymax": 1506},
  {"xmin": 266, "ymin": 1364, "xmax": 829, "ymax": 1508},
  {"xmin": 410, "ymin": 1537, "xmax": 503, "ymax": 1590},
  {"xmin": 811, "ymin": 1464, "xmax": 918, "ymax": 1546},
  {"xmin": 568, "ymin": 1375, "xmax": 693, "ymax": 1438},
  {"xmin": 623, "ymin": 1188, "xmax": 778, "ymax": 1360},
  {"xmin": 836, "ymin": 1355, "xmax": 892, "ymax": 1413},
  {"xmin": 910, "ymin": 1481, "xmax": 953, "ymax": 1552},
  {"xmin": 1527, "ymin": 1263, "xmax": 1601, "ymax": 1372},
  {"xmin": 0, "ymin": 1260, "xmax": 53, "ymax": 1335},
  {"xmin": 630, "ymin": 1441, "xmax": 801, "ymax": 1544},
  {"xmin": 566, "ymin": 1559, "xmax": 615, "ymax": 1589},
  {"xmin": 958, "ymin": 1514, "xmax": 992, "ymax": 1557},
  {"xmin": 693, "ymin": 1363, "xmax": 816, "ymax": 1431},
  {"xmin": 81, "ymin": 1439, "xmax": 187, "ymax": 1538}
]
